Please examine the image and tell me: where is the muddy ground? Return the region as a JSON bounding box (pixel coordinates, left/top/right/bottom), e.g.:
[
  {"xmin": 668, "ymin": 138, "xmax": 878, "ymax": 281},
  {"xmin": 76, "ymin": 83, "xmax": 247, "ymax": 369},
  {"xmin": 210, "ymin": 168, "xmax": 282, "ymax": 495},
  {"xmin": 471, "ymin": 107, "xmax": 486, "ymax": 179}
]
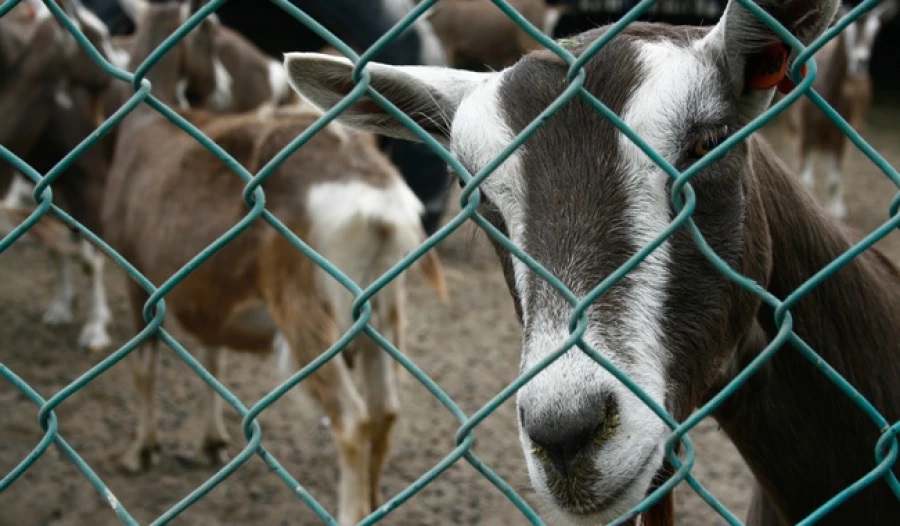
[{"xmin": 1, "ymin": 104, "xmax": 898, "ymax": 526}]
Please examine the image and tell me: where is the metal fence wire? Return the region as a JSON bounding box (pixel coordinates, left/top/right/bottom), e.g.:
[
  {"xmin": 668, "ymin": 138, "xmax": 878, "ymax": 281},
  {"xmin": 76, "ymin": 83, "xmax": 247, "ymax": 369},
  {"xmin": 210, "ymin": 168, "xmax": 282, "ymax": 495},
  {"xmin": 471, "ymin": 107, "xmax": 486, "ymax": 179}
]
[{"xmin": 1, "ymin": 0, "xmax": 899, "ymax": 524}]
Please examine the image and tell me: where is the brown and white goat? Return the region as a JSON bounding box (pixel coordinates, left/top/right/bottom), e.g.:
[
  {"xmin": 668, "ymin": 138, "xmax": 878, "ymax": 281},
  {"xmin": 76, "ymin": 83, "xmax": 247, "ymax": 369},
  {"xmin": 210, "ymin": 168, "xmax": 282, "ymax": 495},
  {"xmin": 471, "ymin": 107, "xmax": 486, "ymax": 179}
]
[
  {"xmin": 2, "ymin": 0, "xmax": 297, "ymax": 351},
  {"xmin": 426, "ymin": 0, "xmax": 566, "ymax": 70},
  {"xmin": 0, "ymin": 0, "xmax": 119, "ymax": 349},
  {"xmin": 102, "ymin": 3, "xmax": 445, "ymax": 524},
  {"xmin": 787, "ymin": 0, "xmax": 898, "ymax": 220},
  {"xmin": 286, "ymin": 0, "xmax": 900, "ymax": 523},
  {"xmin": 116, "ymin": 0, "xmax": 295, "ymax": 112}
]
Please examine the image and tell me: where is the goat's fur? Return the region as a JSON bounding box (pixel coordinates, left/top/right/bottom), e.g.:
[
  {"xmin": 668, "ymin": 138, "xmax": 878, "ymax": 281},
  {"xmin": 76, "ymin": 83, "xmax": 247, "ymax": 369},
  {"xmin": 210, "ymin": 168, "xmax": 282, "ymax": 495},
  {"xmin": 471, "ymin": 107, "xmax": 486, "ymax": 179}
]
[
  {"xmin": 284, "ymin": 0, "xmax": 900, "ymax": 523},
  {"xmin": 100, "ymin": 3, "xmax": 445, "ymax": 525},
  {"xmin": 0, "ymin": 0, "xmax": 117, "ymax": 349}
]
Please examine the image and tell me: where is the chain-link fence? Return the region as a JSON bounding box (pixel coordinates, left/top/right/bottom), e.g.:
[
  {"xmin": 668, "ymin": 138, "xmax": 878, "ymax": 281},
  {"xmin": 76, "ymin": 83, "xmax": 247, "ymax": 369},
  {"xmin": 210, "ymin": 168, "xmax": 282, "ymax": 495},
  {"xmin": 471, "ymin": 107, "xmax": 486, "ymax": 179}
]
[{"xmin": 1, "ymin": 0, "xmax": 899, "ymax": 524}]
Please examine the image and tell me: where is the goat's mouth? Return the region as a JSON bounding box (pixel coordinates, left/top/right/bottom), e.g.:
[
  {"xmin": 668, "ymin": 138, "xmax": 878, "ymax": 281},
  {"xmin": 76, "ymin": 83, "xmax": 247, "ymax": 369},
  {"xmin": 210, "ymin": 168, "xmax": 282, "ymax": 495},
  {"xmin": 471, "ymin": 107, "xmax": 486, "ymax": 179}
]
[{"xmin": 525, "ymin": 437, "xmax": 663, "ymax": 523}]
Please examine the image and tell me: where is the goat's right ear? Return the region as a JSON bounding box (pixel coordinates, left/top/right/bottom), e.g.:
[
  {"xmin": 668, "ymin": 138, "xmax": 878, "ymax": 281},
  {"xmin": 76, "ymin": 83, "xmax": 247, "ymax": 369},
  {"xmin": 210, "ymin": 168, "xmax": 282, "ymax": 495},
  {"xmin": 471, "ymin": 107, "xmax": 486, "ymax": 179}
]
[
  {"xmin": 283, "ymin": 52, "xmax": 492, "ymax": 144},
  {"xmin": 701, "ymin": 0, "xmax": 839, "ymax": 120}
]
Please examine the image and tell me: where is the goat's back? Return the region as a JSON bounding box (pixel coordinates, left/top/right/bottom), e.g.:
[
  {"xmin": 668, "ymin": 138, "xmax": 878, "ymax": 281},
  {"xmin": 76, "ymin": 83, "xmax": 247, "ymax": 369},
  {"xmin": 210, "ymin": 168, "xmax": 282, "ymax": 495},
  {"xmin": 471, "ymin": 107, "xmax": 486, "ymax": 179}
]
[{"xmin": 103, "ymin": 107, "xmax": 423, "ymax": 348}]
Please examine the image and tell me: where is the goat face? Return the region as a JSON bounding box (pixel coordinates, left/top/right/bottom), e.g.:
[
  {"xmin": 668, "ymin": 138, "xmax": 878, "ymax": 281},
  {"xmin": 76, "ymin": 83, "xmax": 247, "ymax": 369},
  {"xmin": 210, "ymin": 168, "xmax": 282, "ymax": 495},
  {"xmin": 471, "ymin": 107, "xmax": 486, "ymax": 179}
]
[{"xmin": 285, "ymin": 0, "xmax": 838, "ymax": 521}]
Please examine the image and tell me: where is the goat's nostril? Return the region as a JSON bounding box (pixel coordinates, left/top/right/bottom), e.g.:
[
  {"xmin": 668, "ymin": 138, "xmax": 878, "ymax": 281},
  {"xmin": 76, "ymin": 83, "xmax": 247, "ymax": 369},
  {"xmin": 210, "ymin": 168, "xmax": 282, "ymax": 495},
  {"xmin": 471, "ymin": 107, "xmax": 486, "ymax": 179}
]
[{"xmin": 525, "ymin": 401, "xmax": 620, "ymax": 478}]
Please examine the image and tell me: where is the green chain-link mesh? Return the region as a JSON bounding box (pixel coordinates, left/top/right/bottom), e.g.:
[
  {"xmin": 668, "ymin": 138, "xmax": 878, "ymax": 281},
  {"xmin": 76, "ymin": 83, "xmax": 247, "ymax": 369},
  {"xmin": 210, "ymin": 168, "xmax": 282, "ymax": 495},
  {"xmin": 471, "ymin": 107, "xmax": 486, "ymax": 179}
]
[{"xmin": 1, "ymin": 0, "xmax": 898, "ymax": 524}]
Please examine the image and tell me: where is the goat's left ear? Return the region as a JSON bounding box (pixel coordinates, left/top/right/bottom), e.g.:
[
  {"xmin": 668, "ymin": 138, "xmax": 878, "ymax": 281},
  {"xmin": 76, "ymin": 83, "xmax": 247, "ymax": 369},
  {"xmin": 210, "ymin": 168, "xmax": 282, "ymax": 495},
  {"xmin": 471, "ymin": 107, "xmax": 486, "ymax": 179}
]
[
  {"xmin": 701, "ymin": 0, "xmax": 839, "ymax": 119},
  {"xmin": 283, "ymin": 52, "xmax": 492, "ymax": 144}
]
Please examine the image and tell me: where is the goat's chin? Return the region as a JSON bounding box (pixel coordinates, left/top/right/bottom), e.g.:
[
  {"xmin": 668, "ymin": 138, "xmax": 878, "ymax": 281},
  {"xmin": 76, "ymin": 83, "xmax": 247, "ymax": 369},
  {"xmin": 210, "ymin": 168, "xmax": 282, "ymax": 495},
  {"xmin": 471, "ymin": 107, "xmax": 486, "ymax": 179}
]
[{"xmin": 522, "ymin": 432, "xmax": 665, "ymax": 525}]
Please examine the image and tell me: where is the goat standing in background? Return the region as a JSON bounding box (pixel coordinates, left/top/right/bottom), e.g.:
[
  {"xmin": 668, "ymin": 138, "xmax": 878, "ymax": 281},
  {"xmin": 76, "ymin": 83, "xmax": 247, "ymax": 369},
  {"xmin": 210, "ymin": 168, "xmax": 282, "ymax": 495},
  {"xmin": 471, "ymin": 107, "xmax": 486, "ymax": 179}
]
[
  {"xmin": 0, "ymin": 0, "xmax": 120, "ymax": 350},
  {"xmin": 81, "ymin": 0, "xmax": 455, "ymax": 236},
  {"xmin": 102, "ymin": 3, "xmax": 445, "ymax": 525},
  {"xmin": 286, "ymin": 0, "xmax": 900, "ymax": 523},
  {"xmin": 2, "ymin": 0, "xmax": 301, "ymax": 351},
  {"xmin": 788, "ymin": 0, "xmax": 898, "ymax": 220}
]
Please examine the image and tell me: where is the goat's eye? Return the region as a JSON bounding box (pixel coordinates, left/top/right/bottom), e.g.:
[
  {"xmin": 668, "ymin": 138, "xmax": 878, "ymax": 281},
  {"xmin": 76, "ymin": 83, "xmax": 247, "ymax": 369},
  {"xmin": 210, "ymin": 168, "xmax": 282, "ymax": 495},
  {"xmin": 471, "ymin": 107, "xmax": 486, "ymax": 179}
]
[{"xmin": 692, "ymin": 126, "xmax": 730, "ymax": 158}]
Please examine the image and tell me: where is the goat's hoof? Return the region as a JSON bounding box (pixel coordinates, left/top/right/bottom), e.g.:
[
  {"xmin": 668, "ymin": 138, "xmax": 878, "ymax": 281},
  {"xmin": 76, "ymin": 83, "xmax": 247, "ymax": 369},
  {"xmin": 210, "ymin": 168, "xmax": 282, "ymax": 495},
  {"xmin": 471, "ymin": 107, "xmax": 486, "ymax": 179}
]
[
  {"xmin": 202, "ymin": 437, "xmax": 231, "ymax": 466},
  {"xmin": 119, "ymin": 443, "xmax": 161, "ymax": 474},
  {"xmin": 43, "ymin": 302, "xmax": 74, "ymax": 325},
  {"xmin": 78, "ymin": 323, "xmax": 111, "ymax": 352},
  {"xmin": 175, "ymin": 438, "xmax": 230, "ymax": 468}
]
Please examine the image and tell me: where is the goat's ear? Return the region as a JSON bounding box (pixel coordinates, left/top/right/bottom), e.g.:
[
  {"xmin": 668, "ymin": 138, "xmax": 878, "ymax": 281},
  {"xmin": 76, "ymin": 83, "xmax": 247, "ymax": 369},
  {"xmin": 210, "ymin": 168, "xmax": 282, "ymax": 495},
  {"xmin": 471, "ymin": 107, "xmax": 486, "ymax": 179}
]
[
  {"xmin": 701, "ymin": 0, "xmax": 839, "ymax": 118},
  {"xmin": 283, "ymin": 52, "xmax": 491, "ymax": 144}
]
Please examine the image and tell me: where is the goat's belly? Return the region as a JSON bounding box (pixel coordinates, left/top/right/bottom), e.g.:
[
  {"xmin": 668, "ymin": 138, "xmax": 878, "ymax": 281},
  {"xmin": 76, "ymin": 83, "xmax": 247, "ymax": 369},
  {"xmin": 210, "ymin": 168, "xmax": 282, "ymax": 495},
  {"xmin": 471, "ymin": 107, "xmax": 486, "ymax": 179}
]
[
  {"xmin": 169, "ymin": 288, "xmax": 277, "ymax": 353},
  {"xmin": 220, "ymin": 303, "xmax": 278, "ymax": 352}
]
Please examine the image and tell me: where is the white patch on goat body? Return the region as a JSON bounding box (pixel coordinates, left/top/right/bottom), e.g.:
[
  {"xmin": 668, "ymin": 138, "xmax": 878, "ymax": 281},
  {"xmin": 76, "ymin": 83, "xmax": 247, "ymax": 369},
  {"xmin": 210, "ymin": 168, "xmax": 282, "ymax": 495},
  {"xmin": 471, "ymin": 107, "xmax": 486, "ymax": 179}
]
[
  {"xmin": 267, "ymin": 60, "xmax": 290, "ymax": 105},
  {"xmin": 209, "ymin": 59, "xmax": 233, "ymax": 111},
  {"xmin": 306, "ymin": 180, "xmax": 423, "ymax": 333},
  {"xmin": 29, "ymin": 0, "xmax": 50, "ymax": 21}
]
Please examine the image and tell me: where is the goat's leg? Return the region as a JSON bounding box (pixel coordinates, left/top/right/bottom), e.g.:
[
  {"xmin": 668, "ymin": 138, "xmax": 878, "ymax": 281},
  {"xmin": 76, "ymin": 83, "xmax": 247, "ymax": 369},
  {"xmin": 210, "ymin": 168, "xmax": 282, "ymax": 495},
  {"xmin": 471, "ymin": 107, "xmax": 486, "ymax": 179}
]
[
  {"xmin": 121, "ymin": 285, "xmax": 161, "ymax": 472},
  {"xmin": 357, "ymin": 338, "xmax": 399, "ymax": 511},
  {"xmin": 358, "ymin": 300, "xmax": 404, "ymax": 510},
  {"xmin": 824, "ymin": 152, "xmax": 847, "ymax": 220},
  {"xmin": 277, "ymin": 321, "xmax": 372, "ymax": 524},
  {"xmin": 42, "ymin": 250, "xmax": 75, "ymax": 324},
  {"xmin": 261, "ymin": 238, "xmax": 372, "ymax": 524},
  {"xmin": 120, "ymin": 340, "xmax": 161, "ymax": 473},
  {"xmin": 199, "ymin": 347, "xmax": 230, "ymax": 465},
  {"xmin": 304, "ymin": 350, "xmax": 371, "ymax": 525},
  {"xmin": 76, "ymin": 240, "xmax": 112, "ymax": 351}
]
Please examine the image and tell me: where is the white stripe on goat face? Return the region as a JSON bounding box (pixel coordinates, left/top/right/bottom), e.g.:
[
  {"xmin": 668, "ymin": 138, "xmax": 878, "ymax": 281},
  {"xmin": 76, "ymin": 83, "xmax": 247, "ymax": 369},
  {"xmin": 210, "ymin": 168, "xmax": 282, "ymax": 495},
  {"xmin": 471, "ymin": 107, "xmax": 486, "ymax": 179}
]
[
  {"xmin": 450, "ymin": 71, "xmax": 531, "ymax": 320},
  {"xmin": 448, "ymin": 38, "xmax": 726, "ymax": 522}
]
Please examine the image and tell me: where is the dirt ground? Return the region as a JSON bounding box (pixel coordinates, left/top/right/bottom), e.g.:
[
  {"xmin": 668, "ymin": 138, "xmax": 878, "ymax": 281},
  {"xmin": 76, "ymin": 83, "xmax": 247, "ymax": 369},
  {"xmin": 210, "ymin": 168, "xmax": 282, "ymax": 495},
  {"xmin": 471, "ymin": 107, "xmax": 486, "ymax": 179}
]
[{"xmin": 1, "ymin": 102, "xmax": 898, "ymax": 526}]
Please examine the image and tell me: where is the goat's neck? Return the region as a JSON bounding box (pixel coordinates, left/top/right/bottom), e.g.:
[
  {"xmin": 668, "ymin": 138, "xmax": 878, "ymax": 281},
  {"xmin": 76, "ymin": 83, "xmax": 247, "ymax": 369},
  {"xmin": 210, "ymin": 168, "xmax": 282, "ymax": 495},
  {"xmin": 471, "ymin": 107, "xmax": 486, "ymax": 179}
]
[
  {"xmin": 714, "ymin": 137, "xmax": 900, "ymax": 522},
  {"xmin": 121, "ymin": 17, "xmax": 185, "ymax": 127}
]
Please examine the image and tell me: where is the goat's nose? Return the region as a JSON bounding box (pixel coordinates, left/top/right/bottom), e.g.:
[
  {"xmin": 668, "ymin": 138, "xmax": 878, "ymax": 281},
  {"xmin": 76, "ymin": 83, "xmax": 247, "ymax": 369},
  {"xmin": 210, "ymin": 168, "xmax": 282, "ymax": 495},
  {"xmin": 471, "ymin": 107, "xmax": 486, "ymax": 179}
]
[{"xmin": 523, "ymin": 398, "xmax": 619, "ymax": 478}]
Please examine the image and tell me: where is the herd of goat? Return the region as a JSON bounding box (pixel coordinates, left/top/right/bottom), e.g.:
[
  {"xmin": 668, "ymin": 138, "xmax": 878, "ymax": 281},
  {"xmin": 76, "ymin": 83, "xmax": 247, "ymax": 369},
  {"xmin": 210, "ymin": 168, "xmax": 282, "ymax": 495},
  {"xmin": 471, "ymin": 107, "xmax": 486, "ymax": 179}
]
[{"xmin": 1, "ymin": 0, "xmax": 899, "ymax": 525}]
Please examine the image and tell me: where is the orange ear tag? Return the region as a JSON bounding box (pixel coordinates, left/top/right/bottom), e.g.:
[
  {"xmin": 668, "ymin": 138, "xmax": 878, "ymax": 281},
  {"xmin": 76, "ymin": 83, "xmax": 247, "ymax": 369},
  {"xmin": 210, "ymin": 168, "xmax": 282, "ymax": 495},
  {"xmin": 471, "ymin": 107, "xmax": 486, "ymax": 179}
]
[
  {"xmin": 776, "ymin": 62, "xmax": 808, "ymax": 94},
  {"xmin": 746, "ymin": 43, "xmax": 789, "ymax": 91},
  {"xmin": 746, "ymin": 43, "xmax": 808, "ymax": 94}
]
